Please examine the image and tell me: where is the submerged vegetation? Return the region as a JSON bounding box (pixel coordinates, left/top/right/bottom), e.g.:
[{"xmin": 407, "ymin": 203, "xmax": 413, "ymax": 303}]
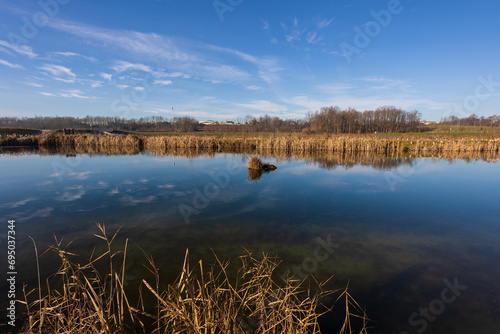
[{"xmin": 20, "ymin": 224, "xmax": 367, "ymax": 333}]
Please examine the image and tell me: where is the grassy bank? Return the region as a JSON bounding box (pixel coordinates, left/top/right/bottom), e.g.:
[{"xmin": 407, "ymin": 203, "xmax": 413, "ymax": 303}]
[{"xmin": 18, "ymin": 225, "xmax": 367, "ymax": 333}]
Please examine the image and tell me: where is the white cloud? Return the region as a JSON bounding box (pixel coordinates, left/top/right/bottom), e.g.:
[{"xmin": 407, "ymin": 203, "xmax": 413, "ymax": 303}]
[
  {"xmin": 40, "ymin": 90, "xmax": 93, "ymax": 99},
  {"xmin": 49, "ymin": 20, "xmax": 279, "ymax": 84},
  {"xmin": 49, "ymin": 20, "xmax": 197, "ymax": 63},
  {"xmin": 108, "ymin": 188, "xmax": 119, "ymax": 195},
  {"xmin": 111, "ymin": 60, "xmax": 153, "ymax": 73},
  {"xmin": 0, "ymin": 40, "xmax": 37, "ymax": 58},
  {"xmin": 40, "ymin": 64, "xmax": 76, "ymax": 82},
  {"xmin": 158, "ymin": 184, "xmax": 175, "ymax": 189},
  {"xmin": 202, "ymin": 65, "xmax": 251, "ymax": 83},
  {"xmin": 1, "ymin": 197, "xmax": 38, "ymax": 209},
  {"xmin": 52, "ymin": 51, "xmax": 97, "ymax": 62},
  {"xmin": 99, "ymin": 72, "xmax": 112, "ymax": 81},
  {"xmin": 0, "ymin": 59, "xmax": 24, "ymax": 69},
  {"xmin": 71, "ymin": 171, "xmax": 94, "ymax": 179},
  {"xmin": 60, "ymin": 90, "xmax": 91, "ymax": 99},
  {"xmin": 153, "ymin": 80, "xmax": 172, "ymax": 86},
  {"xmin": 98, "ymin": 181, "xmax": 109, "ymax": 187},
  {"xmin": 54, "ymin": 77, "xmax": 76, "ymax": 83},
  {"xmin": 57, "ymin": 186, "xmax": 86, "ymax": 202},
  {"xmin": 246, "ymin": 85, "xmax": 264, "ymax": 91},
  {"xmin": 237, "ymin": 100, "xmax": 288, "ymax": 113},
  {"xmin": 25, "ymin": 81, "xmax": 43, "ymax": 88}
]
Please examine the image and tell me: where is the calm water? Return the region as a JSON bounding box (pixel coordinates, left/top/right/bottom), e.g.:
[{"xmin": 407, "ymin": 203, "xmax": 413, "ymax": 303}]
[{"xmin": 1, "ymin": 151, "xmax": 499, "ymax": 333}]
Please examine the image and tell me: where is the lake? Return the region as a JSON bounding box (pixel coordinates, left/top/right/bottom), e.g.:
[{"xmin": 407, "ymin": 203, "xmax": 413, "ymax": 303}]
[{"xmin": 1, "ymin": 150, "xmax": 499, "ymax": 333}]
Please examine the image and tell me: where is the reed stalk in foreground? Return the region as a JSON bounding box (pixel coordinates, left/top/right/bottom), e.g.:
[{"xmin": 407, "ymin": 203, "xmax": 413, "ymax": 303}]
[{"xmin": 19, "ymin": 224, "xmax": 368, "ymax": 334}]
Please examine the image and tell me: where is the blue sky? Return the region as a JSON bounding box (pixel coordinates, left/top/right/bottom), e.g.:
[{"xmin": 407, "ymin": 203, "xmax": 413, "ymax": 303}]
[{"xmin": 0, "ymin": 0, "xmax": 499, "ymax": 121}]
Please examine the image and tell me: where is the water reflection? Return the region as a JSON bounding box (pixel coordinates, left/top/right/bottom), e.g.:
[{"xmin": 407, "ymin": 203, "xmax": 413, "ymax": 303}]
[
  {"xmin": 0, "ymin": 148, "xmax": 499, "ymax": 334},
  {"xmin": 2, "ymin": 146, "xmax": 497, "ymax": 170}
]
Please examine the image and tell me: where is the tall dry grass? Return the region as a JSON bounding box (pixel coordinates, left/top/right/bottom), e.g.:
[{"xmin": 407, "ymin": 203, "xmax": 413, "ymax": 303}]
[
  {"xmin": 20, "ymin": 225, "xmax": 368, "ymax": 334},
  {"xmin": 2, "ymin": 133, "xmax": 499, "ymax": 157},
  {"xmin": 247, "ymin": 156, "xmax": 263, "ymax": 170}
]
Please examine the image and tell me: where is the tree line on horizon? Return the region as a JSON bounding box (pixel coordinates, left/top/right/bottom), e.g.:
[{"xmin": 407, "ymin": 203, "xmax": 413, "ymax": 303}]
[
  {"xmin": 7, "ymin": 105, "xmax": 494, "ymax": 134},
  {"xmin": 307, "ymin": 106, "xmax": 422, "ymax": 134},
  {"xmin": 440, "ymin": 114, "xmax": 500, "ymax": 127}
]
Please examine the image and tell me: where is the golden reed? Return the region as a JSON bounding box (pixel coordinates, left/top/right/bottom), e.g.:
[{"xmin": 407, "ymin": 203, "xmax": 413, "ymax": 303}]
[{"xmin": 2, "ymin": 133, "xmax": 499, "ymax": 156}]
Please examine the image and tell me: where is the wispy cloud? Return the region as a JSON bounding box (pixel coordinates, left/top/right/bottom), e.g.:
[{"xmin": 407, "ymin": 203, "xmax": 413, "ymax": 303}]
[
  {"xmin": 158, "ymin": 184, "xmax": 175, "ymax": 189},
  {"xmin": 108, "ymin": 188, "xmax": 119, "ymax": 195},
  {"xmin": 1, "ymin": 197, "xmax": 38, "ymax": 209},
  {"xmin": 111, "ymin": 60, "xmax": 154, "ymax": 73},
  {"xmin": 120, "ymin": 195, "xmax": 157, "ymax": 206},
  {"xmin": 52, "ymin": 51, "xmax": 97, "ymax": 62},
  {"xmin": 25, "ymin": 81, "xmax": 43, "ymax": 87},
  {"xmin": 317, "ymin": 18, "xmax": 334, "ymax": 29},
  {"xmin": 49, "ymin": 171, "xmax": 95, "ymax": 178},
  {"xmin": 49, "ymin": 20, "xmax": 279, "ymax": 85},
  {"xmin": 246, "ymin": 85, "xmax": 264, "ymax": 91},
  {"xmin": 49, "ymin": 20, "xmax": 197, "ymax": 63},
  {"xmin": 0, "ymin": 58, "xmax": 24, "ymax": 69},
  {"xmin": 237, "ymin": 100, "xmax": 288, "ymax": 113},
  {"xmin": 60, "ymin": 89, "xmax": 91, "ymax": 99},
  {"xmin": 153, "ymin": 80, "xmax": 172, "ymax": 86},
  {"xmin": 19, "ymin": 207, "xmax": 53, "ymax": 221},
  {"xmin": 358, "ymin": 77, "xmax": 414, "ymax": 92},
  {"xmin": 40, "ymin": 89, "xmax": 93, "ymax": 99},
  {"xmin": 0, "ymin": 40, "xmax": 37, "ymax": 58},
  {"xmin": 40, "ymin": 64, "xmax": 76, "ymax": 82},
  {"xmin": 100, "ymin": 72, "xmax": 112, "ymax": 81},
  {"xmin": 57, "ymin": 186, "xmax": 86, "ymax": 202}
]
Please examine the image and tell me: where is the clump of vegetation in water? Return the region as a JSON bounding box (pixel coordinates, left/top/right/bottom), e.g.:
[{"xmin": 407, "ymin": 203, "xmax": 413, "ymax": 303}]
[
  {"xmin": 20, "ymin": 224, "xmax": 368, "ymax": 333},
  {"xmin": 248, "ymin": 156, "xmax": 263, "ymax": 170},
  {"xmin": 248, "ymin": 156, "xmax": 277, "ymax": 171}
]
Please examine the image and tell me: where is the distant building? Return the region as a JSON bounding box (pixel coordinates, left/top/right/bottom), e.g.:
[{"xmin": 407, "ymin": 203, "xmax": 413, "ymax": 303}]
[{"xmin": 199, "ymin": 120, "xmax": 218, "ymax": 125}]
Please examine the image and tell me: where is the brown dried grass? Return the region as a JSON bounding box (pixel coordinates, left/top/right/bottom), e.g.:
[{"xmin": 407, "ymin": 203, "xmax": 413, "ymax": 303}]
[
  {"xmin": 20, "ymin": 225, "xmax": 368, "ymax": 334},
  {"xmin": 2, "ymin": 133, "xmax": 499, "ymax": 156},
  {"xmin": 247, "ymin": 156, "xmax": 263, "ymax": 170}
]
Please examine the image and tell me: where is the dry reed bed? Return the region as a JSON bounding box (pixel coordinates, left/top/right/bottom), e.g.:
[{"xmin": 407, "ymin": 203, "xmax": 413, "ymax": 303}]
[
  {"xmin": 20, "ymin": 224, "xmax": 367, "ymax": 334},
  {"xmin": 2, "ymin": 140, "xmax": 499, "ymax": 164},
  {"xmin": 1, "ymin": 133, "xmax": 499, "ymax": 156}
]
